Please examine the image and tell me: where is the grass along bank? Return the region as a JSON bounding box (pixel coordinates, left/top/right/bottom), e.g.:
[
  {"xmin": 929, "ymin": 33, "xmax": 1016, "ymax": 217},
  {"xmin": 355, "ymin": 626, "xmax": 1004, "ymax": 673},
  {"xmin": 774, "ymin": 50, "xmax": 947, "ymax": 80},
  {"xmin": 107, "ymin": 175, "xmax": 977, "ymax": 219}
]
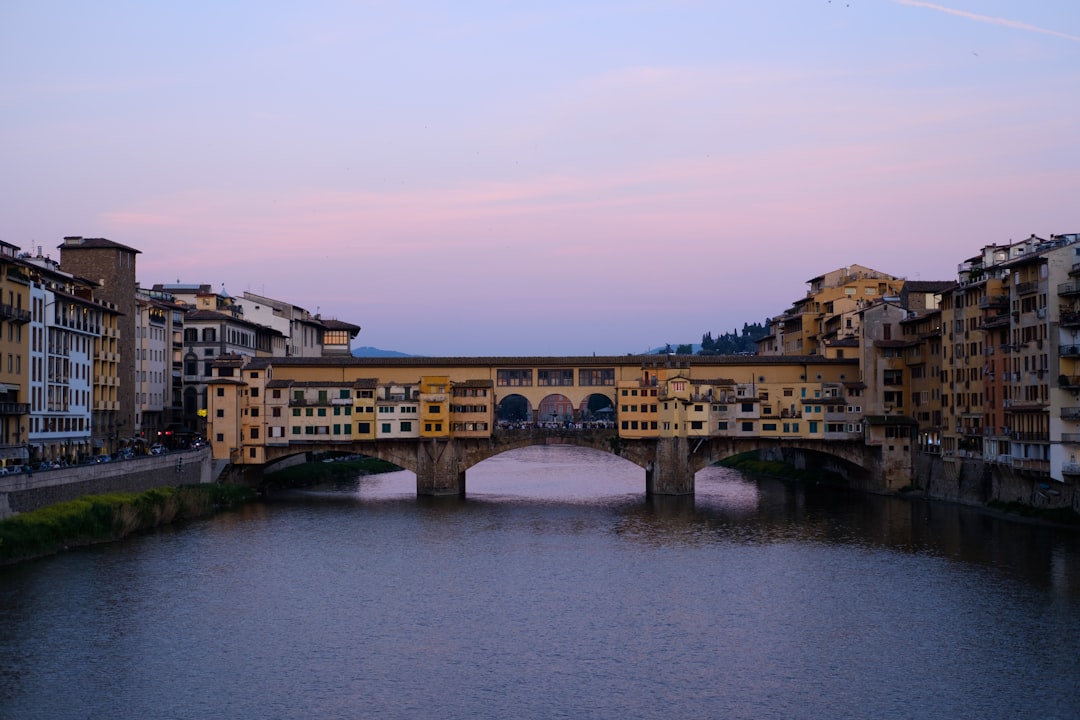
[{"xmin": 0, "ymin": 483, "xmax": 256, "ymax": 566}]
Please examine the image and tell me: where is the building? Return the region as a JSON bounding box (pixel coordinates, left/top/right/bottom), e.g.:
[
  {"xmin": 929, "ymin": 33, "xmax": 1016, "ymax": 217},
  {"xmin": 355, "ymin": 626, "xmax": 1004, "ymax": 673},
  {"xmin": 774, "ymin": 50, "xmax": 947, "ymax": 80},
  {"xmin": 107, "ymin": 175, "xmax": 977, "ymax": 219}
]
[
  {"xmin": 0, "ymin": 241, "xmax": 31, "ymax": 468},
  {"xmin": 58, "ymin": 236, "xmax": 140, "ymax": 449},
  {"xmin": 22, "ymin": 254, "xmax": 118, "ymax": 462}
]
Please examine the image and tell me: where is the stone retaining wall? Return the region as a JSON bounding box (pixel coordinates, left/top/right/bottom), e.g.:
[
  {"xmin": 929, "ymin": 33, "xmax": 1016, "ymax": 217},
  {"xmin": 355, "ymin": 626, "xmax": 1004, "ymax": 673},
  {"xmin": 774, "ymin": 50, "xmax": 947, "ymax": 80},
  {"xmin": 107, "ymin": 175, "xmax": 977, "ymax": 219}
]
[
  {"xmin": 914, "ymin": 452, "xmax": 1080, "ymax": 513},
  {"xmin": 0, "ymin": 449, "xmax": 212, "ymax": 519}
]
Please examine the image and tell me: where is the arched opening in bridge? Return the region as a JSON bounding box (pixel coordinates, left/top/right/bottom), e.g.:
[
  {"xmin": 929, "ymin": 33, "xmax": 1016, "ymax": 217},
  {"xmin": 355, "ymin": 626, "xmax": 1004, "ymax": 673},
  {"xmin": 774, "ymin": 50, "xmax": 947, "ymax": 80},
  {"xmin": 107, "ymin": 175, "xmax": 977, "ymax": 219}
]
[
  {"xmin": 496, "ymin": 394, "xmax": 532, "ymax": 425},
  {"xmin": 466, "ymin": 445, "xmax": 644, "ymax": 501},
  {"xmin": 714, "ymin": 448, "xmax": 864, "ymax": 487},
  {"xmin": 579, "ymin": 393, "xmax": 615, "ymax": 424},
  {"xmin": 537, "ymin": 394, "xmax": 573, "ymax": 427}
]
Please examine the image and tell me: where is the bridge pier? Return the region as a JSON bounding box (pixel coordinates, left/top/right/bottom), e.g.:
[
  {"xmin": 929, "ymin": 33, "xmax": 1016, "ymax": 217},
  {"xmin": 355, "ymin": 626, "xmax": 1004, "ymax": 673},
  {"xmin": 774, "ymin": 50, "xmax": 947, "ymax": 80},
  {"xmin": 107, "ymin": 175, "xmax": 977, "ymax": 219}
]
[
  {"xmin": 414, "ymin": 439, "xmax": 467, "ymax": 496},
  {"xmin": 645, "ymin": 437, "xmax": 694, "ymax": 495}
]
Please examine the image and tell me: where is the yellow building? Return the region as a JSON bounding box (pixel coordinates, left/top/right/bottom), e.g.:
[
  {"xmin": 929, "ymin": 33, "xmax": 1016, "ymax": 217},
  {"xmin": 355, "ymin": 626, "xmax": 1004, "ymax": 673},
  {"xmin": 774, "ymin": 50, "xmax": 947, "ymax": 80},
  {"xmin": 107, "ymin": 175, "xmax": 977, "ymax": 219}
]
[
  {"xmin": 419, "ymin": 375, "xmax": 450, "ymax": 438},
  {"xmin": 760, "ymin": 264, "xmax": 905, "ymax": 357},
  {"xmin": 449, "ymin": 379, "xmax": 494, "ymax": 438},
  {"xmin": 0, "ymin": 241, "xmax": 30, "ymax": 467}
]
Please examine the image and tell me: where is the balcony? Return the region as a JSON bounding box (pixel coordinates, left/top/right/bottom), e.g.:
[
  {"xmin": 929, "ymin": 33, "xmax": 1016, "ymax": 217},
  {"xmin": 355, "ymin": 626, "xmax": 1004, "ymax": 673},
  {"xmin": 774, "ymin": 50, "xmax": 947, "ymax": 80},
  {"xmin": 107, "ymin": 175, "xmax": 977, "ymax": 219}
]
[
  {"xmin": 1061, "ymin": 434, "xmax": 1080, "ymax": 444},
  {"xmin": 1010, "ymin": 431, "xmax": 1049, "ymax": 442},
  {"xmin": 1059, "ymin": 375, "xmax": 1080, "ymax": 389},
  {"xmin": 1061, "ymin": 345, "xmax": 1080, "ymax": 357},
  {"xmin": 978, "ymin": 294, "xmax": 1009, "ymax": 310},
  {"xmin": 1059, "ymin": 280, "xmax": 1080, "ymax": 296},
  {"xmin": 0, "ymin": 402, "xmax": 29, "ymax": 415},
  {"xmin": 1017, "ymin": 281, "xmax": 1040, "ymax": 295},
  {"xmin": 1062, "ymin": 463, "xmax": 1080, "ymax": 476},
  {"xmin": 1010, "ymin": 457, "xmax": 1050, "ymax": 474},
  {"xmin": 1062, "ymin": 310, "xmax": 1080, "ymax": 328},
  {"xmin": 979, "ymin": 314, "xmax": 1009, "ymax": 330},
  {"xmin": 0, "ymin": 304, "xmax": 31, "ymax": 324},
  {"xmin": 1062, "ymin": 407, "xmax": 1080, "ymax": 420}
]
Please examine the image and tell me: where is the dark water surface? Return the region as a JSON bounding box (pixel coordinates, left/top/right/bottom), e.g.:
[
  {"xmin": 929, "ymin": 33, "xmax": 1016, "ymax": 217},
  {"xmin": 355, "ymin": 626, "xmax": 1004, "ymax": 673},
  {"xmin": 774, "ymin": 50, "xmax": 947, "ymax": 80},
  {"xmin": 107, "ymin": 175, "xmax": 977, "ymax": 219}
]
[{"xmin": 3, "ymin": 446, "xmax": 1080, "ymax": 720}]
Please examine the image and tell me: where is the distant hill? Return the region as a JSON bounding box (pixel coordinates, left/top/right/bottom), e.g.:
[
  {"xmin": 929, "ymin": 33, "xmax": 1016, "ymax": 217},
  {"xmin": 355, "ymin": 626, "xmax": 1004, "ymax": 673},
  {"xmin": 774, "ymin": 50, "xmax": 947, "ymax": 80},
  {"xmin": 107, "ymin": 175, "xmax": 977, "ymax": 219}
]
[{"xmin": 351, "ymin": 346, "xmax": 415, "ymax": 358}]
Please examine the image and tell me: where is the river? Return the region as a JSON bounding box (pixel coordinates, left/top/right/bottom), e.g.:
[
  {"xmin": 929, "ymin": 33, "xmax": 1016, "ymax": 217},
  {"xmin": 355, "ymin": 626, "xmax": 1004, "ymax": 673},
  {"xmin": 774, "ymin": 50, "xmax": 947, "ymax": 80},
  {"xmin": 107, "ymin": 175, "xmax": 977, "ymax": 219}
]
[{"xmin": 2, "ymin": 446, "xmax": 1079, "ymax": 720}]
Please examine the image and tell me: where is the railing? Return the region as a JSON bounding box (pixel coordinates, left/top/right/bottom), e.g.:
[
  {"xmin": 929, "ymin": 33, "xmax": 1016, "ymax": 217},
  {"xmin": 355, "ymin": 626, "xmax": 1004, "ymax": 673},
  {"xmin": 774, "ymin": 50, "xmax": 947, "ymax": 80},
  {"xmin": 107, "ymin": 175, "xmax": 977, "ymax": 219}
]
[
  {"xmin": 1062, "ymin": 463, "xmax": 1080, "ymax": 475},
  {"xmin": 1060, "ymin": 434, "xmax": 1080, "ymax": 443},
  {"xmin": 1060, "ymin": 345, "xmax": 1080, "ymax": 357},
  {"xmin": 1058, "ymin": 280, "xmax": 1080, "ymax": 296},
  {"xmin": 978, "ymin": 294, "xmax": 1009, "ymax": 309},
  {"xmin": 0, "ymin": 304, "xmax": 30, "ymax": 323},
  {"xmin": 1017, "ymin": 281, "xmax": 1040, "ymax": 295},
  {"xmin": 1010, "ymin": 457, "xmax": 1050, "ymax": 474},
  {"xmin": 1062, "ymin": 407, "xmax": 1080, "ymax": 419},
  {"xmin": 1010, "ymin": 431, "xmax": 1049, "ymax": 442}
]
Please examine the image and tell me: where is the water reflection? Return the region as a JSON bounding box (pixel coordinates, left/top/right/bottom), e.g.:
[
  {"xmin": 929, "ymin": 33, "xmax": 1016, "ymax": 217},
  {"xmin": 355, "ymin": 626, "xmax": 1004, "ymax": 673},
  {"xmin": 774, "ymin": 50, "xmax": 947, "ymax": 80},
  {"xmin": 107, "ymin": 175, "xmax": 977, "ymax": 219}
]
[
  {"xmin": 285, "ymin": 445, "xmax": 1080, "ymax": 598},
  {"xmin": 3, "ymin": 445, "xmax": 1080, "ymax": 720}
]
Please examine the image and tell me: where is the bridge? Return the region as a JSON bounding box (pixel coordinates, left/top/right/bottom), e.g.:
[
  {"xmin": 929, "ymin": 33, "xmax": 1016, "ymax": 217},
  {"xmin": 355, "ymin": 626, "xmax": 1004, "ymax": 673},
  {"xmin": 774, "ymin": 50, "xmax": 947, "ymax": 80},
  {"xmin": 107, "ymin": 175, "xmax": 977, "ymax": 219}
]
[{"xmin": 207, "ymin": 354, "xmax": 910, "ymax": 496}]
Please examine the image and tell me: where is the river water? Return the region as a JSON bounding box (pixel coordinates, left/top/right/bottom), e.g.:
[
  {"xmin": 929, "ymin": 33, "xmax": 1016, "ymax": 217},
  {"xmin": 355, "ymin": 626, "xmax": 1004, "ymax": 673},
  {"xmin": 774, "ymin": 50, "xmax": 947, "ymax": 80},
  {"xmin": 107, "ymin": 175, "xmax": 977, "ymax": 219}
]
[{"xmin": 2, "ymin": 446, "xmax": 1080, "ymax": 720}]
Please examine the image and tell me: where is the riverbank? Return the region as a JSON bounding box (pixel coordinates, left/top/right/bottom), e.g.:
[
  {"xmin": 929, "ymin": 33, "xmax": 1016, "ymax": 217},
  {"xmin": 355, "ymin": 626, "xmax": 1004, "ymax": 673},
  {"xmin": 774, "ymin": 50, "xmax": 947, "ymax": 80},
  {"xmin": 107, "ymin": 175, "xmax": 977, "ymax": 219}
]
[
  {"xmin": 0, "ymin": 483, "xmax": 256, "ymax": 566},
  {"xmin": 719, "ymin": 455, "xmax": 1080, "ymax": 530}
]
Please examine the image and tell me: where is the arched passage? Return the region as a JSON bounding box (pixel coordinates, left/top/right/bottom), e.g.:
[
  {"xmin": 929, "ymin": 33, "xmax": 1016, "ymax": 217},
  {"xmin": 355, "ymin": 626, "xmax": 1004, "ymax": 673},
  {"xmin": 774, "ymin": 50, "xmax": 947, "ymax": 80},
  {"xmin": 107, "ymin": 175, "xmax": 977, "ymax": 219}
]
[
  {"xmin": 496, "ymin": 394, "xmax": 532, "ymax": 425},
  {"xmin": 579, "ymin": 393, "xmax": 616, "ymax": 425},
  {"xmin": 537, "ymin": 394, "xmax": 573, "ymax": 426}
]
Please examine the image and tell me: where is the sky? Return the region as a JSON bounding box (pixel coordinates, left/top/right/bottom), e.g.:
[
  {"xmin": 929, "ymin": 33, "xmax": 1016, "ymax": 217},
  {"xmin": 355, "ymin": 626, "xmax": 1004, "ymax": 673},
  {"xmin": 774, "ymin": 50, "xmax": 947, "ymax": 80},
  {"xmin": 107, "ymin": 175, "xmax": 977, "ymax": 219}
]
[{"xmin": 2, "ymin": 1, "xmax": 1078, "ymax": 357}]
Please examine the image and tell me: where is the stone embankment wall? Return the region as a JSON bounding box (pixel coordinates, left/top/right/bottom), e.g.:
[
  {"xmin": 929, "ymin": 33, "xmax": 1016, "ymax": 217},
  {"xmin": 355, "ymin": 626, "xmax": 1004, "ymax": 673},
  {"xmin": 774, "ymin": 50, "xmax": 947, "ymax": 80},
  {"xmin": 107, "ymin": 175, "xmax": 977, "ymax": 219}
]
[
  {"xmin": 0, "ymin": 449, "xmax": 212, "ymax": 519},
  {"xmin": 914, "ymin": 452, "xmax": 1080, "ymax": 513}
]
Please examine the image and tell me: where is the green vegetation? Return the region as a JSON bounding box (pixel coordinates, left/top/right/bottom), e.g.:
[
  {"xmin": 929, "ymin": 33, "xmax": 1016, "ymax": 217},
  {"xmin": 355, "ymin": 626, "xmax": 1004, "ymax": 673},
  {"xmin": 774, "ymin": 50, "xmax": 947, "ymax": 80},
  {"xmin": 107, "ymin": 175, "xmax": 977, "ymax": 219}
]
[
  {"xmin": 264, "ymin": 456, "xmax": 401, "ymax": 489},
  {"xmin": 718, "ymin": 455, "xmax": 847, "ymax": 485},
  {"xmin": 699, "ymin": 323, "xmax": 768, "ymax": 355},
  {"xmin": 987, "ymin": 500, "xmax": 1080, "ymax": 527},
  {"xmin": 0, "ymin": 483, "xmax": 256, "ymax": 565}
]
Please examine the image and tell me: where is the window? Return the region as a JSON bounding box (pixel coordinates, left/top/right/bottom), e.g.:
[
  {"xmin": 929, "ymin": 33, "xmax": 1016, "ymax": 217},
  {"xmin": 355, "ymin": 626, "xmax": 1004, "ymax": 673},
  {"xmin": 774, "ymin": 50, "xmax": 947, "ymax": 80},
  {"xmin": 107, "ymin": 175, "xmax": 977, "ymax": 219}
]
[
  {"xmin": 496, "ymin": 369, "xmax": 533, "ymax": 386},
  {"xmin": 250, "ymin": 428, "xmax": 259, "ymax": 439},
  {"xmin": 579, "ymin": 368, "xmax": 615, "ymax": 386},
  {"xmin": 401, "ymin": 421, "xmax": 412, "ymax": 432},
  {"xmin": 216, "ymin": 387, "xmax": 224, "ymax": 397},
  {"xmin": 216, "ymin": 433, "xmax": 224, "ymax": 442},
  {"xmin": 216, "ymin": 409, "xmax": 224, "ymax": 418},
  {"xmin": 538, "ymin": 369, "xmax": 574, "ymax": 386},
  {"xmin": 381, "ymin": 423, "xmax": 391, "ymax": 434},
  {"xmin": 358, "ymin": 422, "xmax": 370, "ymax": 434}
]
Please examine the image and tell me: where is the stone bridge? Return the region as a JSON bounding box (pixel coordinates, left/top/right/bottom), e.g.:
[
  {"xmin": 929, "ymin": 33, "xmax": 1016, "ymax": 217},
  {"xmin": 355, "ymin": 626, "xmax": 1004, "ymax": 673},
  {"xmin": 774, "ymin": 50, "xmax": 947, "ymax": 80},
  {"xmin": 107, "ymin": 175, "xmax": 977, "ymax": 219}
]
[{"xmin": 236, "ymin": 429, "xmax": 883, "ymax": 496}]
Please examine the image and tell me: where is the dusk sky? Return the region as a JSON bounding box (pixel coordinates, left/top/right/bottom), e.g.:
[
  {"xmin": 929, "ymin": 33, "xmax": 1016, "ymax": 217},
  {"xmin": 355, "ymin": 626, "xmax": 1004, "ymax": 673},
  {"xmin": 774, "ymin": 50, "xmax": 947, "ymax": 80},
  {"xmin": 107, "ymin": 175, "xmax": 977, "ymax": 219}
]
[{"xmin": 2, "ymin": 2, "xmax": 1078, "ymax": 357}]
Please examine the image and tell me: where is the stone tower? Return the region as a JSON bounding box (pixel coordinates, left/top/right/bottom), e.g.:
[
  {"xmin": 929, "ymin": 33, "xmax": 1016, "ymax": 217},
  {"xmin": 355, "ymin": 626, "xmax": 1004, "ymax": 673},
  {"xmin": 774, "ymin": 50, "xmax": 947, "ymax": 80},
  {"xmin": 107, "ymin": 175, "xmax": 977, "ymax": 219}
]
[{"xmin": 58, "ymin": 236, "xmax": 140, "ymax": 447}]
